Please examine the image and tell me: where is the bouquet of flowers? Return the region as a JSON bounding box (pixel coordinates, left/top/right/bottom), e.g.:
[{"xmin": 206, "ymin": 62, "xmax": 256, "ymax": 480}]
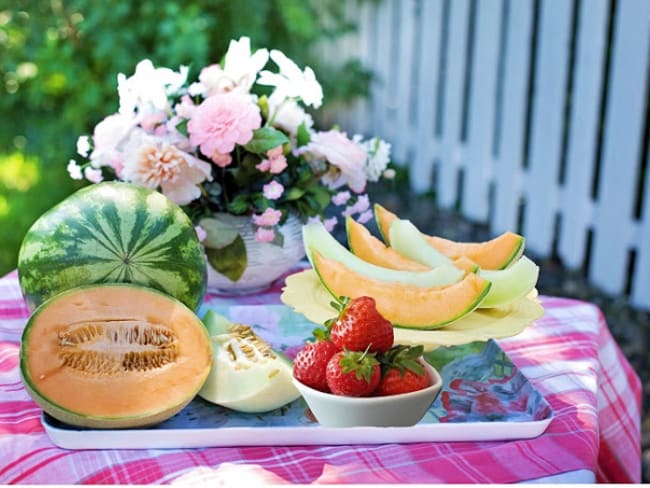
[{"xmin": 68, "ymin": 36, "xmax": 393, "ymax": 281}]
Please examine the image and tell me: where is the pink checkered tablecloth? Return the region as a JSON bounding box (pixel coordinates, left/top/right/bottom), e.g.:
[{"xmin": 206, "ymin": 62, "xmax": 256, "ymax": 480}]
[{"xmin": 0, "ymin": 269, "xmax": 641, "ymax": 484}]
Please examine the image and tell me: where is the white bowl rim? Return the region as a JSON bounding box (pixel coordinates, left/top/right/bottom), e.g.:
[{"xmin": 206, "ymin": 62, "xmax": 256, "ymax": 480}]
[{"xmin": 292, "ymin": 361, "xmax": 442, "ymax": 403}]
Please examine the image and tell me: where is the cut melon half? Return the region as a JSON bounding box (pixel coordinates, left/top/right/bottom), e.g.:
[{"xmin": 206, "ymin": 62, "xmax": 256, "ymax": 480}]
[
  {"xmin": 373, "ymin": 203, "xmax": 525, "ymax": 270},
  {"xmin": 478, "ymin": 256, "xmax": 540, "ymax": 308},
  {"xmin": 311, "ymin": 251, "xmax": 491, "ymax": 330},
  {"xmin": 302, "ymin": 221, "xmax": 464, "ymax": 288}
]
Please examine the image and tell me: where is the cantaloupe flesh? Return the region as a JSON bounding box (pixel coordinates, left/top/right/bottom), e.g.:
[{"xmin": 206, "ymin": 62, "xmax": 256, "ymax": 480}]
[
  {"xmin": 373, "ymin": 203, "xmax": 524, "ymax": 270},
  {"xmin": 346, "ymin": 217, "xmax": 479, "ymax": 273},
  {"xmin": 312, "ymin": 251, "xmax": 491, "ymax": 330},
  {"xmin": 20, "ymin": 284, "xmax": 212, "ymax": 429}
]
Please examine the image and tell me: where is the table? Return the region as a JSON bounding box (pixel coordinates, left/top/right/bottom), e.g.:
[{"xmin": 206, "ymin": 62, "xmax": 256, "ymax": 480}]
[{"xmin": 0, "ymin": 269, "xmax": 641, "ymax": 484}]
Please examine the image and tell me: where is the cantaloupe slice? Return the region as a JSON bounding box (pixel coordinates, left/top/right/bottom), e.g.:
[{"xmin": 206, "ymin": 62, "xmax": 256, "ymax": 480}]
[
  {"xmin": 346, "ymin": 217, "xmax": 479, "ymax": 274},
  {"xmin": 303, "ymin": 221, "xmax": 464, "ymax": 288},
  {"xmin": 311, "ymin": 251, "xmax": 491, "ymax": 330},
  {"xmin": 373, "ymin": 203, "xmax": 525, "ymax": 270}
]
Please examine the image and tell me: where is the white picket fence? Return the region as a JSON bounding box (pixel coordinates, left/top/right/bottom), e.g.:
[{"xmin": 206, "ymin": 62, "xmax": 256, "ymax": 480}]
[{"xmin": 328, "ymin": 0, "xmax": 650, "ymax": 310}]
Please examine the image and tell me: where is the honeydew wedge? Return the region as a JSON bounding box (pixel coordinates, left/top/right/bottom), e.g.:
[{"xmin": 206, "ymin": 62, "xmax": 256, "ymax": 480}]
[
  {"xmin": 311, "ymin": 250, "xmax": 492, "ymax": 329},
  {"xmin": 478, "ymin": 256, "xmax": 539, "ymax": 308},
  {"xmin": 389, "ymin": 218, "xmax": 456, "ymax": 267},
  {"xmin": 374, "ymin": 203, "xmax": 525, "ymax": 270},
  {"xmin": 302, "ymin": 221, "xmax": 464, "ymax": 288}
]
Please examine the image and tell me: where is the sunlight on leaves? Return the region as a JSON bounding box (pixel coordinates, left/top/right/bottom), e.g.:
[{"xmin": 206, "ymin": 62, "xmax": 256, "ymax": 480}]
[{"xmin": 0, "ymin": 152, "xmax": 41, "ymax": 191}]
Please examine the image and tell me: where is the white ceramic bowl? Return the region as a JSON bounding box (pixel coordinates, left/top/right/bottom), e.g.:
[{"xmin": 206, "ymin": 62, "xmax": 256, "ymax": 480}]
[{"xmin": 292, "ymin": 362, "xmax": 442, "ymax": 428}]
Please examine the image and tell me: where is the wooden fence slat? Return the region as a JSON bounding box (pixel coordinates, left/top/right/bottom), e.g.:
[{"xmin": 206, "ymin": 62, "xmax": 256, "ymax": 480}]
[
  {"xmin": 369, "ymin": 0, "xmax": 393, "ymax": 139},
  {"xmin": 350, "ymin": 2, "xmax": 375, "ymax": 136},
  {"xmin": 557, "ymin": 0, "xmax": 609, "ymax": 270},
  {"xmin": 492, "ymin": 0, "xmax": 534, "ymax": 235},
  {"xmin": 436, "ymin": 0, "xmax": 471, "ymax": 208},
  {"xmin": 591, "ymin": 0, "xmax": 650, "ymax": 295},
  {"xmin": 522, "ymin": 0, "xmax": 573, "ymax": 256},
  {"xmin": 462, "ymin": 0, "xmax": 503, "ymax": 222},
  {"xmin": 391, "ymin": 0, "xmax": 418, "ymax": 163},
  {"xmin": 632, "ymin": 152, "xmax": 650, "ymax": 308},
  {"xmin": 410, "ymin": 0, "xmax": 444, "ymax": 192}
]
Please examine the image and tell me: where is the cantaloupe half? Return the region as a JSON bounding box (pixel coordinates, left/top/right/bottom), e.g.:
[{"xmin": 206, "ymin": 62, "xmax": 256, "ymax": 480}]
[
  {"xmin": 19, "ymin": 284, "xmax": 213, "ymax": 429},
  {"xmin": 311, "ymin": 251, "xmax": 491, "ymax": 329},
  {"xmin": 373, "ymin": 203, "xmax": 525, "ymax": 270}
]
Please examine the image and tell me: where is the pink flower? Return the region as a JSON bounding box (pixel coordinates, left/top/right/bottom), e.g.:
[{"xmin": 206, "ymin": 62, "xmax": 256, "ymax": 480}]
[
  {"xmin": 188, "ymin": 92, "xmax": 261, "ymax": 158},
  {"xmin": 256, "ymin": 146, "xmax": 287, "ymax": 174},
  {"xmin": 84, "ymin": 166, "xmax": 104, "ymax": 183},
  {"xmin": 298, "ymin": 130, "xmax": 368, "ymax": 193},
  {"xmin": 194, "ymin": 225, "xmax": 207, "ymax": 242},
  {"xmin": 332, "ymin": 190, "xmax": 351, "ymax": 206},
  {"xmin": 357, "ymin": 210, "xmax": 373, "ymax": 224},
  {"xmin": 263, "ymin": 180, "xmax": 284, "ymax": 200},
  {"xmin": 255, "ymin": 227, "xmax": 276, "ymax": 243},
  {"xmin": 253, "ymin": 207, "xmax": 282, "ymax": 227},
  {"xmin": 211, "ymin": 151, "xmax": 232, "ymax": 167},
  {"xmin": 323, "ymin": 217, "xmax": 337, "ymax": 232}
]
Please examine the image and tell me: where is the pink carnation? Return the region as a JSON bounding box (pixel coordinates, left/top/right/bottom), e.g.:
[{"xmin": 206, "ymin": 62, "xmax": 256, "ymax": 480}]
[
  {"xmin": 188, "ymin": 92, "xmax": 261, "ymax": 159},
  {"xmin": 253, "ymin": 207, "xmax": 282, "ymax": 227},
  {"xmin": 263, "ymin": 180, "xmax": 284, "ymax": 200},
  {"xmin": 256, "ymin": 146, "xmax": 287, "ymax": 174},
  {"xmin": 255, "ymin": 227, "xmax": 276, "ymax": 243}
]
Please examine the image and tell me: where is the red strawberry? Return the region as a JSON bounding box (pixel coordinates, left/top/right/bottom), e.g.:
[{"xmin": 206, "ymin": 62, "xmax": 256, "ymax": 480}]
[
  {"xmin": 376, "ymin": 345, "xmax": 430, "ymax": 396},
  {"xmin": 293, "ymin": 340, "xmax": 339, "ymax": 392},
  {"xmin": 329, "ymin": 296, "xmax": 394, "ymax": 353},
  {"xmin": 326, "ymin": 350, "xmax": 380, "ymax": 396}
]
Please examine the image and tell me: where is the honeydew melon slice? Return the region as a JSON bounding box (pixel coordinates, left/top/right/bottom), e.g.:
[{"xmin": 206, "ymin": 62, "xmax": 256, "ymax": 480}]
[
  {"xmin": 311, "ymin": 250, "xmax": 492, "ymax": 329},
  {"xmin": 303, "ymin": 221, "xmax": 464, "ymax": 288},
  {"xmin": 389, "ymin": 219, "xmax": 455, "ymax": 267},
  {"xmin": 373, "ymin": 203, "xmax": 525, "ymax": 270},
  {"xmin": 478, "ymin": 256, "xmax": 540, "ymax": 308},
  {"xmin": 198, "ymin": 310, "xmax": 300, "ymax": 413}
]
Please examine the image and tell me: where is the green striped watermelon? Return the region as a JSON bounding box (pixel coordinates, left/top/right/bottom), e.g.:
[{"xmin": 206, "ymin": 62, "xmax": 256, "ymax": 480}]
[{"xmin": 18, "ymin": 182, "xmax": 206, "ymax": 311}]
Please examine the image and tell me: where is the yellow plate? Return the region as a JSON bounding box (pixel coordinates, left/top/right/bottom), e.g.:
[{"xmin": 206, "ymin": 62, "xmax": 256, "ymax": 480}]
[{"xmin": 280, "ymin": 269, "xmax": 545, "ymax": 351}]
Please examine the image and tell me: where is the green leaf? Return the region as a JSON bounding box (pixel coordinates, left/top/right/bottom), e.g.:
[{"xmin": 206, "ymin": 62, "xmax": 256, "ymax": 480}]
[
  {"xmin": 244, "ymin": 127, "xmax": 289, "ymax": 154},
  {"xmin": 283, "ymin": 187, "xmax": 306, "ymax": 200},
  {"xmin": 227, "ymin": 194, "xmax": 250, "ymax": 214},
  {"xmin": 258, "ymin": 94, "xmax": 270, "ymax": 119},
  {"xmin": 296, "ymin": 121, "xmax": 311, "ymax": 147},
  {"xmin": 198, "ymin": 216, "xmax": 239, "ymax": 248},
  {"xmin": 205, "ymin": 233, "xmax": 247, "ymax": 282}
]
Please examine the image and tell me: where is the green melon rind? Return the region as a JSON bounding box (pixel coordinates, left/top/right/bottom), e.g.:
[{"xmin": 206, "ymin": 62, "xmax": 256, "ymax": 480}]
[
  {"xmin": 497, "ymin": 237, "xmax": 526, "ymax": 270},
  {"xmin": 303, "ymin": 222, "xmax": 464, "ymax": 288},
  {"xmin": 17, "ymin": 182, "xmax": 207, "ymax": 312},
  {"xmin": 19, "ymin": 283, "xmax": 212, "ymax": 429},
  {"xmin": 478, "ymin": 255, "xmax": 539, "ymax": 308},
  {"xmin": 310, "ymin": 255, "xmax": 492, "ymax": 330}
]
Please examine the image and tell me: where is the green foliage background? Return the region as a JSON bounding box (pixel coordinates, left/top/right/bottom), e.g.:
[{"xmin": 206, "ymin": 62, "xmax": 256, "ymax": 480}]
[{"xmin": 0, "ymin": 0, "xmax": 373, "ymax": 276}]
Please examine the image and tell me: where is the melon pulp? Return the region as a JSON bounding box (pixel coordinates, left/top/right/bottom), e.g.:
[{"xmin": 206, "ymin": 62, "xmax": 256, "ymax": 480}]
[
  {"xmin": 302, "ymin": 221, "xmax": 464, "ymax": 288},
  {"xmin": 389, "ymin": 219, "xmax": 455, "ymax": 267},
  {"xmin": 311, "ymin": 251, "xmax": 491, "ymax": 329},
  {"xmin": 478, "ymin": 256, "xmax": 540, "ymax": 308},
  {"xmin": 19, "ymin": 284, "xmax": 213, "ymax": 429},
  {"xmin": 198, "ymin": 310, "xmax": 300, "ymax": 413},
  {"xmin": 373, "ymin": 203, "xmax": 525, "ymax": 270}
]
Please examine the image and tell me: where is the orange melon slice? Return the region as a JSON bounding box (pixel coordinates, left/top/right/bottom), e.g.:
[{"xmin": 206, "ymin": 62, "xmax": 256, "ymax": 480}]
[
  {"xmin": 346, "ymin": 217, "xmax": 479, "ymax": 273},
  {"xmin": 373, "ymin": 203, "xmax": 525, "ymax": 270},
  {"xmin": 311, "ymin": 251, "xmax": 491, "ymax": 330}
]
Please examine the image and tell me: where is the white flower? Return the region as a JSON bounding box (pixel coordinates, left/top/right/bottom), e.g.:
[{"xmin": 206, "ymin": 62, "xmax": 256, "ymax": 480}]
[
  {"xmin": 117, "ymin": 59, "xmax": 188, "ymax": 115},
  {"xmin": 67, "ymin": 160, "xmax": 83, "ymax": 180},
  {"xmin": 257, "ymin": 49, "xmax": 323, "ymax": 108},
  {"xmin": 360, "ymin": 136, "xmax": 392, "ymax": 182},
  {"xmin": 192, "ymin": 37, "xmax": 269, "ymax": 96},
  {"xmin": 76, "ymin": 136, "xmax": 91, "ymax": 157},
  {"xmin": 89, "ymin": 113, "xmax": 137, "ymax": 169},
  {"xmin": 83, "ymin": 166, "xmax": 103, "ymax": 183},
  {"xmin": 121, "ymin": 130, "xmax": 213, "ymax": 205},
  {"xmin": 267, "ymin": 91, "xmax": 314, "ymax": 136}
]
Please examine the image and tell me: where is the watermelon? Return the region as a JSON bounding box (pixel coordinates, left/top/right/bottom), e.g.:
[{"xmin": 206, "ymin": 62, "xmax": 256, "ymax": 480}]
[{"xmin": 18, "ymin": 182, "xmax": 207, "ymax": 311}]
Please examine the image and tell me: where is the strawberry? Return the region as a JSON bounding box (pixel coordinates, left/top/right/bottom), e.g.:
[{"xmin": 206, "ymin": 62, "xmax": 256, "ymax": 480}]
[
  {"xmin": 375, "ymin": 345, "xmax": 430, "ymax": 396},
  {"xmin": 329, "ymin": 296, "xmax": 394, "ymax": 353},
  {"xmin": 325, "ymin": 349, "xmax": 381, "ymax": 396},
  {"xmin": 293, "ymin": 340, "xmax": 339, "ymax": 392}
]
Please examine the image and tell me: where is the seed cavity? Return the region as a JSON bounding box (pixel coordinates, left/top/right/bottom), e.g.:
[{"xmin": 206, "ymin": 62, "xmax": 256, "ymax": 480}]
[
  {"xmin": 217, "ymin": 323, "xmax": 276, "ymax": 368},
  {"xmin": 58, "ymin": 320, "xmax": 178, "ymax": 375}
]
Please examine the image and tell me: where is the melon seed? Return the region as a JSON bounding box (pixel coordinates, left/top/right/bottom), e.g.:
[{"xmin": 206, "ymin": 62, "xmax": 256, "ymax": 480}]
[{"xmin": 58, "ymin": 320, "xmax": 178, "ymax": 375}]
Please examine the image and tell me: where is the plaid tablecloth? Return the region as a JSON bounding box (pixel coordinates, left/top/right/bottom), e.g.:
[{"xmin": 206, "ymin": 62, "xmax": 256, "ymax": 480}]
[{"xmin": 0, "ymin": 269, "xmax": 641, "ymax": 484}]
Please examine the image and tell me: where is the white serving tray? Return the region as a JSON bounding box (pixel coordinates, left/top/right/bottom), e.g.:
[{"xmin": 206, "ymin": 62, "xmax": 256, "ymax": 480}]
[{"xmin": 41, "ymin": 306, "xmax": 553, "ymax": 450}]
